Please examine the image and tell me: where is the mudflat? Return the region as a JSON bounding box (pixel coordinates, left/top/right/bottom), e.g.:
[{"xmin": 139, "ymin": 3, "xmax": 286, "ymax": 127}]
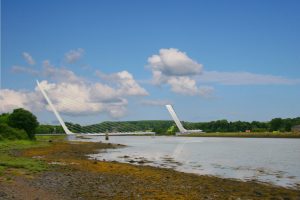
[{"xmin": 0, "ymin": 139, "xmax": 300, "ymax": 200}]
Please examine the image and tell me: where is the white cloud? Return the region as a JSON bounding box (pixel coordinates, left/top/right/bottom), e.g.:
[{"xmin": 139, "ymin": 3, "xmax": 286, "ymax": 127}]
[
  {"xmin": 64, "ymin": 48, "xmax": 84, "ymax": 63},
  {"xmin": 141, "ymin": 99, "xmax": 172, "ymax": 106},
  {"xmin": 36, "ymin": 81, "xmax": 104, "ymax": 116},
  {"xmin": 35, "ymin": 80, "xmax": 130, "ymax": 118},
  {"xmin": 96, "ymin": 70, "xmax": 148, "ymax": 96},
  {"xmin": 148, "ymin": 48, "xmax": 208, "ymax": 96},
  {"xmin": 167, "ymin": 76, "xmax": 199, "ymax": 95},
  {"xmin": 198, "ymin": 71, "xmax": 300, "ymax": 85},
  {"xmin": 148, "ymin": 48, "xmax": 203, "ymax": 76},
  {"xmin": 0, "ymin": 89, "xmax": 43, "ymax": 113},
  {"xmin": 147, "ymin": 48, "xmax": 299, "ymax": 96},
  {"xmin": 22, "ymin": 52, "xmax": 35, "ymax": 65}
]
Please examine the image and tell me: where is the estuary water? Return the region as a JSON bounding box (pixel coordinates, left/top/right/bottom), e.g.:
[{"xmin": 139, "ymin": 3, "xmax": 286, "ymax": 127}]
[{"xmin": 72, "ymin": 136, "xmax": 300, "ymax": 188}]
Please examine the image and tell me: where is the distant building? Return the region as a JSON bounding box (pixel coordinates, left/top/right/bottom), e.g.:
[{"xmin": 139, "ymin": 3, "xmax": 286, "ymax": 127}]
[
  {"xmin": 245, "ymin": 130, "xmax": 251, "ymax": 133},
  {"xmin": 291, "ymin": 125, "xmax": 300, "ymax": 132}
]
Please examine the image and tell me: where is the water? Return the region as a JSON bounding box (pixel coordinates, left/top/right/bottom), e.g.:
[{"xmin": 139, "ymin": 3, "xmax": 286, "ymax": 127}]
[{"xmin": 71, "ymin": 135, "xmax": 300, "ymax": 188}]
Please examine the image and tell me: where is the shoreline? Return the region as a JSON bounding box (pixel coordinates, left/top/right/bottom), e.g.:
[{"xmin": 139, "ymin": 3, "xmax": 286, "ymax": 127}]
[
  {"xmin": 37, "ymin": 131, "xmax": 300, "ymax": 138},
  {"xmin": 0, "ymin": 136, "xmax": 299, "ymax": 199}
]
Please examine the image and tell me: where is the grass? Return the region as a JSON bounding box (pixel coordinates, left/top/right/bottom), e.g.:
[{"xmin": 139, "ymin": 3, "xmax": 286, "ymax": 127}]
[
  {"xmin": 0, "ymin": 135, "xmax": 66, "ymax": 175},
  {"xmin": 183, "ymin": 131, "xmax": 300, "ymax": 138},
  {"xmin": 35, "ymin": 134, "xmax": 67, "ymax": 141}
]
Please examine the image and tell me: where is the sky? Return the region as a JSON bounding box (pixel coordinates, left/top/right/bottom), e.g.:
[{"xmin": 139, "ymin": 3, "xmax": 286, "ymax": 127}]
[{"xmin": 1, "ymin": 0, "xmax": 300, "ymax": 125}]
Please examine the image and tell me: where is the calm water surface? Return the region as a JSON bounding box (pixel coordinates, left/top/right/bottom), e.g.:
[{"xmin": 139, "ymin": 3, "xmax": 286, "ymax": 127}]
[{"xmin": 71, "ymin": 136, "xmax": 300, "ymax": 188}]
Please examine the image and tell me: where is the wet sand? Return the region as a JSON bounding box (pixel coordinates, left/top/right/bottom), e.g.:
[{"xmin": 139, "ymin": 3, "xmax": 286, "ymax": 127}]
[{"xmin": 0, "ymin": 140, "xmax": 299, "ymax": 200}]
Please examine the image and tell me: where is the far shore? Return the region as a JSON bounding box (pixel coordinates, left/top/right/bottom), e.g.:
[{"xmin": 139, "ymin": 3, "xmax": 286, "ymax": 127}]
[
  {"xmin": 181, "ymin": 131, "xmax": 300, "ymax": 138},
  {"xmin": 0, "ymin": 135, "xmax": 299, "ymax": 199},
  {"xmin": 36, "ymin": 131, "xmax": 300, "ymax": 138}
]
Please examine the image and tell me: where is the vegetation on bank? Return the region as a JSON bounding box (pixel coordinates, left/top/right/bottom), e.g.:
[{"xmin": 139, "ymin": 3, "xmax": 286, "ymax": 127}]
[
  {"xmin": 184, "ymin": 131, "xmax": 300, "ymax": 138},
  {"xmin": 0, "ymin": 108, "xmax": 39, "ymax": 140},
  {"xmin": 39, "ymin": 117, "xmax": 300, "ymax": 135},
  {"xmin": 0, "ymin": 135, "xmax": 66, "ymax": 175}
]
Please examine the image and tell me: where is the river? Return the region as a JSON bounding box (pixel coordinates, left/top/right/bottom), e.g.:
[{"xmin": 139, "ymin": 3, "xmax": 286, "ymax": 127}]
[{"xmin": 71, "ymin": 135, "xmax": 300, "ymax": 188}]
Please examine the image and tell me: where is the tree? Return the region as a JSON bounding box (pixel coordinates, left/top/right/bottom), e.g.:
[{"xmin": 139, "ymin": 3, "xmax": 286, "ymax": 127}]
[
  {"xmin": 270, "ymin": 118, "xmax": 283, "ymax": 131},
  {"xmin": 8, "ymin": 108, "xmax": 39, "ymax": 139}
]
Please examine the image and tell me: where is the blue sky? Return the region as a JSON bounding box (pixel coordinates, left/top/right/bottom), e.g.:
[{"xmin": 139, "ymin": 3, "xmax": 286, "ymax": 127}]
[{"xmin": 1, "ymin": 0, "xmax": 300, "ymax": 124}]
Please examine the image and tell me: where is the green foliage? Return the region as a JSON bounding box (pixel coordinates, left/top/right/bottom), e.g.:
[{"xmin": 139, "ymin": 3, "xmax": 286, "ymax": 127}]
[
  {"xmin": 183, "ymin": 117, "xmax": 300, "ymax": 133},
  {"xmin": 0, "ymin": 140, "xmax": 49, "ymax": 174},
  {"xmin": 270, "ymin": 118, "xmax": 283, "ymax": 131},
  {"xmin": 0, "ymin": 154, "xmax": 47, "ymax": 172},
  {"xmin": 65, "ymin": 120, "xmax": 176, "ymax": 134},
  {"xmin": 0, "ymin": 113, "xmax": 10, "ymax": 124},
  {"xmin": 35, "ymin": 135, "xmax": 66, "ymax": 141},
  {"xmin": 0, "ymin": 123, "xmax": 29, "ymax": 140},
  {"xmin": 183, "ymin": 132, "xmax": 300, "ymax": 138},
  {"xmin": 36, "ymin": 124, "xmax": 64, "ymax": 134},
  {"xmin": 8, "ymin": 108, "xmax": 39, "ymax": 139},
  {"xmin": 36, "ymin": 117, "xmax": 300, "ymax": 135},
  {"xmin": 166, "ymin": 125, "xmax": 176, "ymax": 135}
]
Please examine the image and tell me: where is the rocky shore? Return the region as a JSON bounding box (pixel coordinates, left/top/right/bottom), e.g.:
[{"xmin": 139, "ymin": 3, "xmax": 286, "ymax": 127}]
[{"xmin": 0, "ymin": 139, "xmax": 300, "ymax": 200}]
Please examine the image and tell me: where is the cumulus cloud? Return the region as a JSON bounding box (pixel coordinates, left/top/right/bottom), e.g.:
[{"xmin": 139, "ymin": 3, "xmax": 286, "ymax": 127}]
[
  {"xmin": 148, "ymin": 48, "xmax": 207, "ymax": 96},
  {"xmin": 5, "ymin": 61, "xmax": 148, "ymax": 118},
  {"xmin": 22, "ymin": 52, "xmax": 35, "ymax": 65},
  {"xmin": 198, "ymin": 71, "xmax": 300, "ymax": 85},
  {"xmin": 35, "ymin": 80, "xmax": 131, "ymax": 118},
  {"xmin": 64, "ymin": 48, "xmax": 84, "ymax": 63},
  {"xmin": 148, "ymin": 48, "xmax": 300, "ymax": 96},
  {"xmin": 148, "ymin": 48, "xmax": 203, "ymax": 76},
  {"xmin": 96, "ymin": 70, "xmax": 148, "ymax": 96},
  {"xmin": 0, "ymin": 89, "xmax": 43, "ymax": 113}
]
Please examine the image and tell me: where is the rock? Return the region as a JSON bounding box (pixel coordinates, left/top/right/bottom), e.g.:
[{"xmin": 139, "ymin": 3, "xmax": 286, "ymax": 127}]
[
  {"xmin": 137, "ymin": 160, "xmax": 145, "ymax": 164},
  {"xmin": 254, "ymin": 190, "xmax": 263, "ymax": 196}
]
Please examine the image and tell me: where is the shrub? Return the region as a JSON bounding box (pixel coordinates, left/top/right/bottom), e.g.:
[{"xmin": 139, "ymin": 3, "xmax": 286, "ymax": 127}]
[{"xmin": 0, "ymin": 123, "xmax": 29, "ymax": 140}]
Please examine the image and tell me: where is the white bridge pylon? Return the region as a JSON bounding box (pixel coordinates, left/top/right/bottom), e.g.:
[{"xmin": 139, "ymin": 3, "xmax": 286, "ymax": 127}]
[
  {"xmin": 37, "ymin": 80, "xmax": 74, "ymax": 135},
  {"xmin": 165, "ymin": 104, "xmax": 203, "ymax": 135}
]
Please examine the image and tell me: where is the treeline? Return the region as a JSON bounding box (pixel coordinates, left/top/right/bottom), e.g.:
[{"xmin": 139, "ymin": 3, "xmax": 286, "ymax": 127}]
[
  {"xmin": 39, "ymin": 117, "xmax": 300, "ymax": 135},
  {"xmin": 183, "ymin": 117, "xmax": 300, "ymax": 133},
  {"xmin": 0, "ymin": 108, "xmax": 39, "ymax": 140},
  {"xmin": 63, "ymin": 120, "xmax": 175, "ymax": 134}
]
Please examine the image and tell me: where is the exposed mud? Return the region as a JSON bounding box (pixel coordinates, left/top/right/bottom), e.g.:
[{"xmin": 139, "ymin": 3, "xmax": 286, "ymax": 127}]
[{"xmin": 0, "ymin": 140, "xmax": 299, "ymax": 200}]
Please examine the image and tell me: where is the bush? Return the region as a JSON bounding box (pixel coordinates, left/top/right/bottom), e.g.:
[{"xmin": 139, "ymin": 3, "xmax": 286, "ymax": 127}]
[
  {"xmin": 0, "ymin": 123, "xmax": 29, "ymax": 140},
  {"xmin": 8, "ymin": 108, "xmax": 39, "ymax": 139}
]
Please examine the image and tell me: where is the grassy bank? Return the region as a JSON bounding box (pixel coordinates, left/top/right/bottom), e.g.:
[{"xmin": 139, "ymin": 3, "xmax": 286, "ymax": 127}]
[
  {"xmin": 0, "ymin": 135, "xmax": 65, "ymax": 175},
  {"xmin": 182, "ymin": 131, "xmax": 300, "ymax": 138},
  {"xmin": 1, "ymin": 135, "xmax": 299, "ymax": 199}
]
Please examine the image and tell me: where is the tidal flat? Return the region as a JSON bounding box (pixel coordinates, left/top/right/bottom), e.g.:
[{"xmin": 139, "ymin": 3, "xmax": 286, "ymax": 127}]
[{"xmin": 0, "ymin": 135, "xmax": 299, "ymax": 200}]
